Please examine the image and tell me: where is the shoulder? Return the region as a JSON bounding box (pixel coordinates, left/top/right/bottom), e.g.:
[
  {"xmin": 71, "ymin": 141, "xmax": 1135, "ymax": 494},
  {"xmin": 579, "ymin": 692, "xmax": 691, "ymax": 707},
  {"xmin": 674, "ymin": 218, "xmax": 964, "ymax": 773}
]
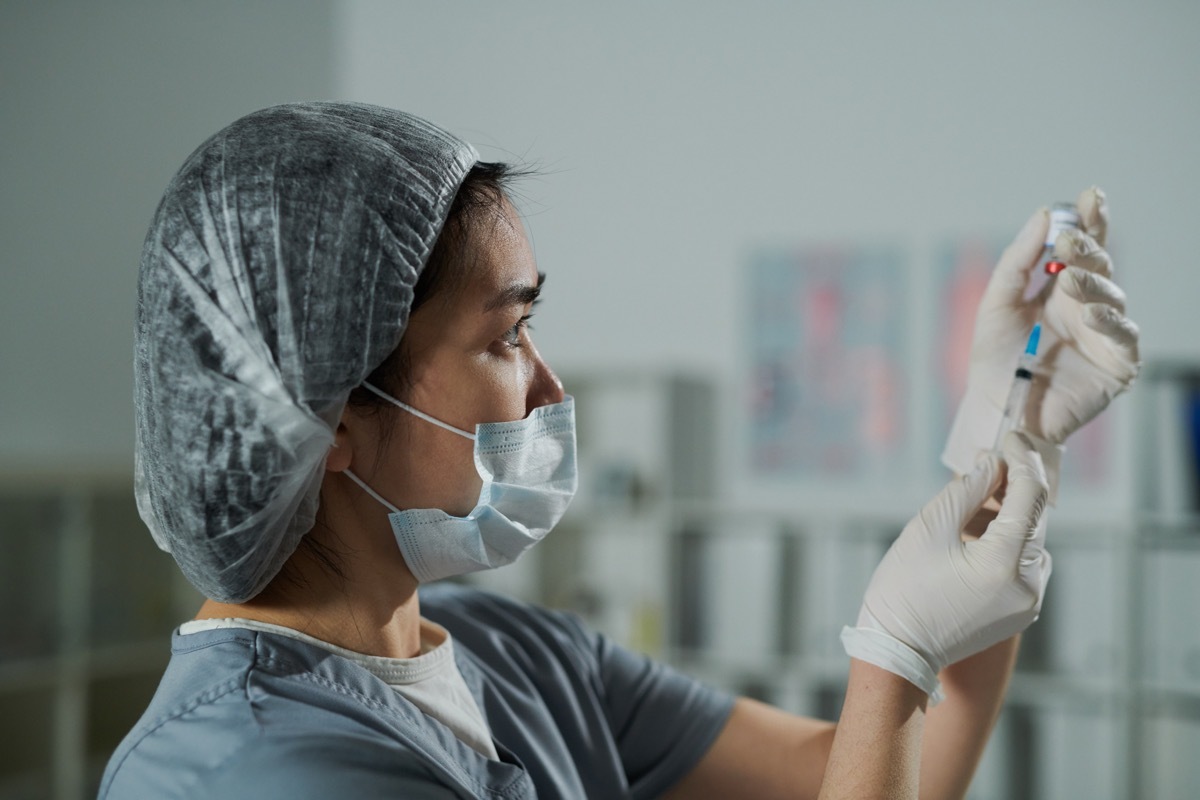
[
  {"xmin": 100, "ymin": 628, "xmax": 462, "ymax": 800},
  {"xmin": 107, "ymin": 729, "xmax": 458, "ymax": 800},
  {"xmin": 201, "ymin": 733, "xmax": 461, "ymax": 799},
  {"xmin": 100, "ymin": 630, "xmax": 257, "ymax": 798}
]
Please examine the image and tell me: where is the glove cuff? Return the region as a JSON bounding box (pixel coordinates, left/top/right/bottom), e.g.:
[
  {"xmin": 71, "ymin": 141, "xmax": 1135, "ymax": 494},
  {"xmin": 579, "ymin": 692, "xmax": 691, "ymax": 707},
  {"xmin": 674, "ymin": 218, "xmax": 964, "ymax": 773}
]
[
  {"xmin": 840, "ymin": 625, "xmax": 945, "ymax": 705},
  {"xmin": 941, "ymin": 383, "xmax": 1065, "ymax": 505}
]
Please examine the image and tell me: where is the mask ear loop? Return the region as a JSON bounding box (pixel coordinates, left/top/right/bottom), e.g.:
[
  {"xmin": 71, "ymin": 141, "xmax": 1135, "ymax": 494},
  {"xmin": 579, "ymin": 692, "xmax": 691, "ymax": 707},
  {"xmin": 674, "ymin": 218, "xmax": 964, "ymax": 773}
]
[
  {"xmin": 343, "ymin": 469, "xmax": 403, "ymax": 514},
  {"xmin": 361, "ymin": 382, "xmax": 477, "ymax": 441}
]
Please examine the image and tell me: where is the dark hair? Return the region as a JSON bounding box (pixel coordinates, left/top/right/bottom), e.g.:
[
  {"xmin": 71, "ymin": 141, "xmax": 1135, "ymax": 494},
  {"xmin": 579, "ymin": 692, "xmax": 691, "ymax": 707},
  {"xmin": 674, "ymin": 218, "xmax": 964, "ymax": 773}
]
[
  {"xmin": 291, "ymin": 162, "xmax": 527, "ymax": 586},
  {"xmin": 354, "ymin": 161, "xmax": 521, "ymax": 401}
]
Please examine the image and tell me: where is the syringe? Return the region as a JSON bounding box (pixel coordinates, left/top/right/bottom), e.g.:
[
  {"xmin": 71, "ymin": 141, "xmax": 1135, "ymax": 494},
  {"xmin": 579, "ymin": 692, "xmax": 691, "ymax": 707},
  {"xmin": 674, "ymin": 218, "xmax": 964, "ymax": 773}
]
[
  {"xmin": 993, "ymin": 323, "xmax": 1041, "ymax": 450},
  {"xmin": 993, "ymin": 202, "xmax": 1079, "ymax": 450}
]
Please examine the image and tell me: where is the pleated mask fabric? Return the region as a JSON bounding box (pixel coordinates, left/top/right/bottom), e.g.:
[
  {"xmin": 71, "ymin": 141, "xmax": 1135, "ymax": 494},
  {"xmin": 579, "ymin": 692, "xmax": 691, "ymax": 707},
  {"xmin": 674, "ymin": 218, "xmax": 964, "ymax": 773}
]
[{"xmin": 134, "ymin": 102, "xmax": 478, "ymax": 602}]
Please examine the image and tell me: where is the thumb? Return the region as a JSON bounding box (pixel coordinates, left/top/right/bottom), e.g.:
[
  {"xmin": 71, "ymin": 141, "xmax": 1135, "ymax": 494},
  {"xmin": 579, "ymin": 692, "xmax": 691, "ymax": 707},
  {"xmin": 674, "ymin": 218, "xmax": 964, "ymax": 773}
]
[
  {"xmin": 922, "ymin": 452, "xmax": 1002, "ymax": 542},
  {"xmin": 983, "ymin": 208, "xmax": 1050, "ymax": 307},
  {"xmin": 976, "ymin": 431, "xmax": 1050, "ymax": 563}
]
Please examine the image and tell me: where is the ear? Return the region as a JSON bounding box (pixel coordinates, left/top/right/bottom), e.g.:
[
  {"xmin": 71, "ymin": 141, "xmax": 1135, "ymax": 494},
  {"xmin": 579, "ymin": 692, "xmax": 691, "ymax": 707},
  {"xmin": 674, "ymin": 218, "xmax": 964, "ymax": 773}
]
[{"xmin": 325, "ymin": 421, "xmax": 353, "ymax": 472}]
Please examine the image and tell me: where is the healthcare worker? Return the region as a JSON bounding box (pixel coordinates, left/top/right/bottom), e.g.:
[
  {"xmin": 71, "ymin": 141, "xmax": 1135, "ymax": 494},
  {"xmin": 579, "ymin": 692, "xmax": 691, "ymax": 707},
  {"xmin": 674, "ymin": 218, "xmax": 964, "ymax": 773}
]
[{"xmin": 100, "ymin": 103, "xmax": 1139, "ymax": 799}]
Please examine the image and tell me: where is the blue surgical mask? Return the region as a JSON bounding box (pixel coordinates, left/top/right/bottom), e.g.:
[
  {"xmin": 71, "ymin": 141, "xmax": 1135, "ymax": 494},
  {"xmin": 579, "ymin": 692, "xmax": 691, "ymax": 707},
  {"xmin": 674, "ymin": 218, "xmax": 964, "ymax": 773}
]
[{"xmin": 344, "ymin": 383, "xmax": 577, "ymax": 583}]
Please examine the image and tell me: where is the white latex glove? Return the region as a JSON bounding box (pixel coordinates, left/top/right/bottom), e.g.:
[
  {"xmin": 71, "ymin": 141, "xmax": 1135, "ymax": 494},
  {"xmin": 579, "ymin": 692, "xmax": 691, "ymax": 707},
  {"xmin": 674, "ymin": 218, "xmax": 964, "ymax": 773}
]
[
  {"xmin": 842, "ymin": 432, "xmax": 1051, "ymax": 702},
  {"xmin": 942, "ymin": 187, "xmax": 1141, "ymax": 501}
]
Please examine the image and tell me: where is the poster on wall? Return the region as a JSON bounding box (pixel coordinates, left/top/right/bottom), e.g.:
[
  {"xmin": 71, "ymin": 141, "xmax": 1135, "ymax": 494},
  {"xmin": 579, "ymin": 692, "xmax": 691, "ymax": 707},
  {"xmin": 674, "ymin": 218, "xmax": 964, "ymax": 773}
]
[
  {"xmin": 933, "ymin": 238, "xmax": 1112, "ymax": 489},
  {"xmin": 747, "ymin": 245, "xmax": 908, "ymax": 479},
  {"xmin": 931, "ymin": 237, "xmax": 999, "ymax": 444}
]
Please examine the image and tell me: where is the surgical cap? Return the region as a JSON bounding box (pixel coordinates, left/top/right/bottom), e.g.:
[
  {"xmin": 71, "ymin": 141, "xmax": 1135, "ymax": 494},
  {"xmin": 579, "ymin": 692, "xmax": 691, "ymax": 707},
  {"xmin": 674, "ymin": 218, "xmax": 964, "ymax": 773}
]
[{"xmin": 134, "ymin": 102, "xmax": 478, "ymax": 603}]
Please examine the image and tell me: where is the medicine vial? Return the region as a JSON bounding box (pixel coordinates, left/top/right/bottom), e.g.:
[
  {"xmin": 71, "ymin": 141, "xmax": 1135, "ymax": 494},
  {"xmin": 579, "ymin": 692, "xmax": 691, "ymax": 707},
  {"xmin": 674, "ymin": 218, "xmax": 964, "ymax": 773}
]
[{"xmin": 1042, "ymin": 201, "xmax": 1081, "ymax": 275}]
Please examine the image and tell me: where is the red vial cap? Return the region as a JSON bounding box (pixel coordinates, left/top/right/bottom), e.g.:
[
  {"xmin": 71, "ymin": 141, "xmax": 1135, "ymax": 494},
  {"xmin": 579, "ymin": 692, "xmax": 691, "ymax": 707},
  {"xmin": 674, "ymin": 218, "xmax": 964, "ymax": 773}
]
[{"xmin": 1045, "ymin": 260, "xmax": 1067, "ymax": 275}]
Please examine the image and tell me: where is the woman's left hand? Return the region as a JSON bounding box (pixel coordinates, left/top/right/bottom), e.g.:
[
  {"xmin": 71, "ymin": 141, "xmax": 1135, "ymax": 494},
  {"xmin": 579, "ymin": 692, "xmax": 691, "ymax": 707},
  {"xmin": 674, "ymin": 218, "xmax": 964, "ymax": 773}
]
[{"xmin": 942, "ymin": 187, "xmax": 1141, "ymax": 499}]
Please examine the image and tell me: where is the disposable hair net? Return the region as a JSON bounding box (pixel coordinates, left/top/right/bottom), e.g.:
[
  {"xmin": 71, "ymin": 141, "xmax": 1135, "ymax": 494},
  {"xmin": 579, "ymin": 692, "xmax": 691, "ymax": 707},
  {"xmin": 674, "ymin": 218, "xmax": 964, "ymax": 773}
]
[{"xmin": 134, "ymin": 102, "xmax": 478, "ymax": 603}]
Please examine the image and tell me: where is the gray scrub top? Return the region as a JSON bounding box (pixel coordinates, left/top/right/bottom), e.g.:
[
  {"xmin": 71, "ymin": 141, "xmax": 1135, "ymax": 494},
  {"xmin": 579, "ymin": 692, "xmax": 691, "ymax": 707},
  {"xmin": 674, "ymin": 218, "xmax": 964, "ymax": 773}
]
[{"xmin": 98, "ymin": 584, "xmax": 735, "ymax": 799}]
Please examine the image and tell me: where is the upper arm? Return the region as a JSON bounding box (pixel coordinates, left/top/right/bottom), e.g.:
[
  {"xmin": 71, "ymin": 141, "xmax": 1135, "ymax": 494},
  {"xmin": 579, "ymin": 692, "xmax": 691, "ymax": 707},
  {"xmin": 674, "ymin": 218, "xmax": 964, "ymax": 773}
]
[
  {"xmin": 664, "ymin": 697, "xmax": 836, "ymax": 800},
  {"xmin": 586, "ymin": 625, "xmax": 739, "ymax": 797}
]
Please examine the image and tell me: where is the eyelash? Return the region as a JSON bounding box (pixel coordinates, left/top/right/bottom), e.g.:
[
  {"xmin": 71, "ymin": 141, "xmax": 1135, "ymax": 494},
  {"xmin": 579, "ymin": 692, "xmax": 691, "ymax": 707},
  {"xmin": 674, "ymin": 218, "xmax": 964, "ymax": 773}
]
[{"xmin": 502, "ymin": 314, "xmax": 534, "ymax": 347}]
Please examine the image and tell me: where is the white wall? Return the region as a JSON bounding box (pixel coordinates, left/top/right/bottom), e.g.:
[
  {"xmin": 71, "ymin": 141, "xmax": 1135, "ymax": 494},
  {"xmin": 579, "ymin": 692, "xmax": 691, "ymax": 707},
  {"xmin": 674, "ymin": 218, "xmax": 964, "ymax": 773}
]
[
  {"xmin": 4, "ymin": 1, "xmax": 1196, "ymax": 507},
  {"xmin": 338, "ymin": 1, "xmax": 1197, "ymax": 368},
  {"xmin": 336, "ymin": 0, "xmax": 1199, "ymax": 510},
  {"xmin": 1, "ymin": 0, "xmax": 335, "ymax": 471}
]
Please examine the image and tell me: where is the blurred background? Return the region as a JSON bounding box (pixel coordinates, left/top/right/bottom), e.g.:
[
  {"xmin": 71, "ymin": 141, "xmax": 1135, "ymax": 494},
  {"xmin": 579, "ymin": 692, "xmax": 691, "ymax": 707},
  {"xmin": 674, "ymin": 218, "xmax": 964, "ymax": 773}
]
[{"xmin": 2, "ymin": 1, "xmax": 1198, "ymax": 798}]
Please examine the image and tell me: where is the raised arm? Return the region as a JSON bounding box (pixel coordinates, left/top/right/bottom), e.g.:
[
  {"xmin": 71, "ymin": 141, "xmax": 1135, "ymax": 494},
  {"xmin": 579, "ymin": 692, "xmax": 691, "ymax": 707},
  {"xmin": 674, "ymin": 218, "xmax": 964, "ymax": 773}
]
[
  {"xmin": 671, "ymin": 188, "xmax": 1140, "ymax": 798},
  {"xmin": 919, "ymin": 635, "xmax": 1020, "ymax": 798},
  {"xmin": 668, "ymin": 433, "xmax": 1050, "ymax": 799},
  {"xmin": 665, "ymin": 639, "xmax": 1021, "ymax": 800},
  {"xmin": 921, "ymin": 185, "xmax": 1140, "ymax": 795},
  {"xmin": 819, "ymin": 659, "xmax": 929, "ymax": 800}
]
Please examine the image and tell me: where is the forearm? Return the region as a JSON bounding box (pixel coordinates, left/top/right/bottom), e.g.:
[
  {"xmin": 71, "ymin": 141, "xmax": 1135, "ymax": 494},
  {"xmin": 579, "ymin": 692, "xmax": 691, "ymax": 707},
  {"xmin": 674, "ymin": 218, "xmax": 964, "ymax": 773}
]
[
  {"xmin": 913, "ymin": 490, "xmax": 1022, "ymax": 798},
  {"xmin": 919, "ymin": 635, "xmax": 1021, "ymax": 800},
  {"xmin": 818, "ymin": 658, "xmax": 928, "ymax": 800}
]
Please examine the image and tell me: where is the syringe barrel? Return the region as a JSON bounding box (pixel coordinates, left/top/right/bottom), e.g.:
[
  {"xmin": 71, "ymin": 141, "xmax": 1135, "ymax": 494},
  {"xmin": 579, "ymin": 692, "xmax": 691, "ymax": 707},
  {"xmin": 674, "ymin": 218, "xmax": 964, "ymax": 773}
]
[{"xmin": 993, "ymin": 366, "xmax": 1034, "ymax": 451}]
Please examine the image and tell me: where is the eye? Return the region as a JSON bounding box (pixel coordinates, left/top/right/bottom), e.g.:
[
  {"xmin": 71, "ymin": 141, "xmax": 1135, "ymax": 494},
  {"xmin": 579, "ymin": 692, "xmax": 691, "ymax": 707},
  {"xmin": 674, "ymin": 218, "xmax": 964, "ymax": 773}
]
[{"xmin": 502, "ymin": 314, "xmax": 533, "ymax": 347}]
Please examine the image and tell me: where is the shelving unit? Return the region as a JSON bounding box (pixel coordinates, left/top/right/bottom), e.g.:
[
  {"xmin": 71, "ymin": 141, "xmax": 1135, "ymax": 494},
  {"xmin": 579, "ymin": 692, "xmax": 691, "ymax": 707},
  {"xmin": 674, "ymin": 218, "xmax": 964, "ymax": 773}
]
[
  {"xmin": 0, "ymin": 472, "xmax": 202, "ymax": 800},
  {"xmin": 469, "ymin": 365, "xmax": 1200, "ymax": 800},
  {"xmin": 1126, "ymin": 363, "xmax": 1200, "ymax": 798}
]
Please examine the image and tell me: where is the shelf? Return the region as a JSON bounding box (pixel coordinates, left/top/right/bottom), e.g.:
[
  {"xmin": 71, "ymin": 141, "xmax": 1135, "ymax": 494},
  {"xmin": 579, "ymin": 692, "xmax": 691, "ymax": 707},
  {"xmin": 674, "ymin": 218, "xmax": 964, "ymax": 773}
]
[
  {"xmin": 0, "ymin": 641, "xmax": 169, "ymax": 694},
  {"xmin": 1005, "ymin": 671, "xmax": 1125, "ymax": 710},
  {"xmin": 666, "ymin": 502, "xmax": 1200, "ymax": 548},
  {"xmin": 1137, "ymin": 685, "xmax": 1200, "ymax": 716},
  {"xmin": 1141, "ymin": 362, "xmax": 1200, "ymax": 382},
  {"xmin": 1134, "ymin": 514, "xmax": 1200, "ymax": 543},
  {"xmin": 666, "ymin": 648, "xmax": 848, "ymax": 684},
  {"xmin": 663, "ymin": 652, "xmax": 1136, "ymax": 710}
]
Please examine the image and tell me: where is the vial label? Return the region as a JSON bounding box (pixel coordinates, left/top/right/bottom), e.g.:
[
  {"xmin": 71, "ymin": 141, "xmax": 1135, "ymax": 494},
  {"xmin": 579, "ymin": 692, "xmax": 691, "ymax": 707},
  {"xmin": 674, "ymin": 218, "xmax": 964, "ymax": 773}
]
[{"xmin": 1045, "ymin": 202, "xmax": 1081, "ymax": 248}]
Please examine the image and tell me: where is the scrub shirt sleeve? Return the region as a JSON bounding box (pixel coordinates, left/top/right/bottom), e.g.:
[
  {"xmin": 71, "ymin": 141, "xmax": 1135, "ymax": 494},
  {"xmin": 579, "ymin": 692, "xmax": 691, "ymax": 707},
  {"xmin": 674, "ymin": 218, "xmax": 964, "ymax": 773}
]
[
  {"xmin": 567, "ymin": 614, "xmax": 736, "ymax": 798},
  {"xmin": 421, "ymin": 584, "xmax": 736, "ymax": 799},
  {"xmin": 190, "ymin": 734, "xmax": 461, "ymax": 800}
]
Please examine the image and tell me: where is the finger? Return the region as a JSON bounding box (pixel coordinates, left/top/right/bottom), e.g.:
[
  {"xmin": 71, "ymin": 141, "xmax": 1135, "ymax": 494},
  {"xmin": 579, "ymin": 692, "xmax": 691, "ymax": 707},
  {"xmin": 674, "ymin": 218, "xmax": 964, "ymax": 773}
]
[
  {"xmin": 921, "ymin": 453, "xmax": 1003, "ymax": 542},
  {"xmin": 1020, "ymin": 545, "xmax": 1052, "ymax": 618},
  {"xmin": 977, "ymin": 432, "xmax": 1049, "ymax": 562},
  {"xmin": 1056, "ymin": 266, "xmax": 1126, "ymax": 313},
  {"xmin": 1082, "ymin": 303, "xmax": 1141, "ymax": 367},
  {"xmin": 1020, "ymin": 539, "xmax": 1051, "ymax": 572},
  {"xmin": 1076, "ymin": 186, "xmax": 1108, "ymax": 248},
  {"xmin": 1027, "ymin": 510, "xmax": 1049, "ymax": 551},
  {"xmin": 985, "ymin": 208, "xmax": 1050, "ymax": 304},
  {"xmin": 999, "ymin": 431, "xmax": 1049, "ymax": 525},
  {"xmin": 1054, "ymin": 229, "xmax": 1114, "ymax": 278}
]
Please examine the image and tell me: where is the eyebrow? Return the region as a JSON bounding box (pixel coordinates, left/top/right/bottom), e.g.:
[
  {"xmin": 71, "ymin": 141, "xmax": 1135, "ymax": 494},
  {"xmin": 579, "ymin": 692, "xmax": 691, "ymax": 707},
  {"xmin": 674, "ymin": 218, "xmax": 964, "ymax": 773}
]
[{"xmin": 484, "ymin": 271, "xmax": 545, "ymax": 312}]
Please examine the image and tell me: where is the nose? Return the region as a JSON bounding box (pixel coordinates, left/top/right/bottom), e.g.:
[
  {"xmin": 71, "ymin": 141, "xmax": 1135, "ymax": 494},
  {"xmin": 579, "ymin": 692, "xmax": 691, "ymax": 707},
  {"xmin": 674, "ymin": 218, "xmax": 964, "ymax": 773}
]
[{"xmin": 526, "ymin": 344, "xmax": 565, "ymax": 415}]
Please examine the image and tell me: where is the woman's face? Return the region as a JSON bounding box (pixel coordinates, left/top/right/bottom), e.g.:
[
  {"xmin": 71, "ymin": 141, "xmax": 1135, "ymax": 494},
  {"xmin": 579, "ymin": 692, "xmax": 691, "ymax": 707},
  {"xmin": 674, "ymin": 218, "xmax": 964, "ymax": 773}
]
[{"xmin": 347, "ymin": 195, "xmax": 563, "ymax": 516}]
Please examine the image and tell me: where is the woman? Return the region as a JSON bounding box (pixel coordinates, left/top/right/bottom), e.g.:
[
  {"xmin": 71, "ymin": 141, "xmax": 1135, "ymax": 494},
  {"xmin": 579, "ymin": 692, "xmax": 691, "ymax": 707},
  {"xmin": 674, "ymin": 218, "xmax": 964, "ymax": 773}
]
[{"xmin": 102, "ymin": 102, "xmax": 1139, "ymax": 798}]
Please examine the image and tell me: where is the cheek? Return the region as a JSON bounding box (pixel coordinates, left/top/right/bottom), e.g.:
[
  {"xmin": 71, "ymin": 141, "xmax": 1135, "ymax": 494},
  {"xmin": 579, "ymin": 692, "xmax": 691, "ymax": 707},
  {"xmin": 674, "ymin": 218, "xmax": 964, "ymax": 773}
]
[
  {"xmin": 463, "ymin": 381, "xmax": 512, "ymax": 426},
  {"xmin": 459, "ymin": 356, "xmax": 532, "ymax": 424},
  {"xmin": 375, "ymin": 414, "xmax": 480, "ymax": 512},
  {"xmin": 410, "ymin": 345, "xmax": 537, "ymax": 429}
]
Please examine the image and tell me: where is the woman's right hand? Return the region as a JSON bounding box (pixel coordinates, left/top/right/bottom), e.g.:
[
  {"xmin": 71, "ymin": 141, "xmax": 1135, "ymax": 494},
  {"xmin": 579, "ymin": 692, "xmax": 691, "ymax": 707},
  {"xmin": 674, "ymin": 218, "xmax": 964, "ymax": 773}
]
[{"xmin": 841, "ymin": 431, "xmax": 1052, "ymax": 700}]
